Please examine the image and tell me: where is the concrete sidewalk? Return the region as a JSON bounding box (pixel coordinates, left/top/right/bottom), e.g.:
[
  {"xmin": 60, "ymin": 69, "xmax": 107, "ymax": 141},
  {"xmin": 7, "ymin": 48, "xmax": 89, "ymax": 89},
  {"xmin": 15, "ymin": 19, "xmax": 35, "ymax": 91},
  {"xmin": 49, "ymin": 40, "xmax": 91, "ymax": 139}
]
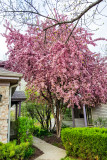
[{"xmin": 33, "ymin": 137, "xmax": 66, "ymax": 160}]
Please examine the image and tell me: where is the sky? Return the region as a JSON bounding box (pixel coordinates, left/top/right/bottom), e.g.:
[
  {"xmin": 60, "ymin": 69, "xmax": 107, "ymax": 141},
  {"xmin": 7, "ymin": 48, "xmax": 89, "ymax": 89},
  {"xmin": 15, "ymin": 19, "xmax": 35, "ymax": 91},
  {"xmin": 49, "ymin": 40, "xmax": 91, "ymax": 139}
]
[
  {"xmin": 0, "ymin": 24, "xmax": 8, "ymax": 60},
  {"xmin": 0, "ymin": 0, "xmax": 107, "ymax": 61}
]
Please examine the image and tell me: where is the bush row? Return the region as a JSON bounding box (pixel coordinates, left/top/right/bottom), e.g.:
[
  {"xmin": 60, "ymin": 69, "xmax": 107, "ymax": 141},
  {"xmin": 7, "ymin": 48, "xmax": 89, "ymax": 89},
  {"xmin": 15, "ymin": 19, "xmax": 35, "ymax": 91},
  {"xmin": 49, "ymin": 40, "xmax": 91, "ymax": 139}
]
[
  {"xmin": 0, "ymin": 140, "xmax": 34, "ymax": 160},
  {"xmin": 61, "ymin": 127, "xmax": 107, "ymax": 160}
]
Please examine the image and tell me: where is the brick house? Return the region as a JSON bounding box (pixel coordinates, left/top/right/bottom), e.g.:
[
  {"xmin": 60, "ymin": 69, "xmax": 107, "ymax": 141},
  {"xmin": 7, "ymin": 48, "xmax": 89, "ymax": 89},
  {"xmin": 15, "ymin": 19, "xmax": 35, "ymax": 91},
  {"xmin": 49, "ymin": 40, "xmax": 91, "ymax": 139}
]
[{"xmin": 0, "ymin": 61, "xmax": 23, "ymax": 143}]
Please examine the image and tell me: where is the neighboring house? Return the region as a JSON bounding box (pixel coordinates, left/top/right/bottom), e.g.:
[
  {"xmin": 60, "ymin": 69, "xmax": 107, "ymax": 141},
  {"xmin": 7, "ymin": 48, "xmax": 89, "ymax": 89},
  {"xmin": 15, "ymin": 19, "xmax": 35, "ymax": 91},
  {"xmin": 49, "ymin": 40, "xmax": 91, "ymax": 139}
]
[
  {"xmin": 72, "ymin": 104, "xmax": 107, "ymax": 127},
  {"xmin": 92, "ymin": 104, "xmax": 107, "ymax": 120},
  {"xmin": 0, "ymin": 61, "xmax": 24, "ymax": 143},
  {"xmin": 16, "ymin": 78, "xmax": 27, "ymax": 91}
]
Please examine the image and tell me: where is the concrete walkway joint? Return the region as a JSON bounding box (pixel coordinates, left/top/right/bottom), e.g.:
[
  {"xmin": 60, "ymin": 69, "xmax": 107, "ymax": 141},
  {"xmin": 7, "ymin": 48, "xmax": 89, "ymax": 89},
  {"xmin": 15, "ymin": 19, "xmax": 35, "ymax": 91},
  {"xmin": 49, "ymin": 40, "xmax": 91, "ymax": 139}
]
[{"xmin": 33, "ymin": 137, "xmax": 66, "ymax": 160}]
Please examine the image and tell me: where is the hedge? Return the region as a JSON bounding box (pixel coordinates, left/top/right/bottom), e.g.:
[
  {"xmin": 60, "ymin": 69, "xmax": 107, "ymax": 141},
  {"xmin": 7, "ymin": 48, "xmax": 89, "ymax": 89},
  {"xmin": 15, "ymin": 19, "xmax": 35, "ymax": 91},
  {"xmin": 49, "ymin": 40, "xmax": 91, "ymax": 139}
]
[
  {"xmin": 61, "ymin": 127, "xmax": 107, "ymax": 160},
  {"xmin": 0, "ymin": 140, "xmax": 34, "ymax": 160}
]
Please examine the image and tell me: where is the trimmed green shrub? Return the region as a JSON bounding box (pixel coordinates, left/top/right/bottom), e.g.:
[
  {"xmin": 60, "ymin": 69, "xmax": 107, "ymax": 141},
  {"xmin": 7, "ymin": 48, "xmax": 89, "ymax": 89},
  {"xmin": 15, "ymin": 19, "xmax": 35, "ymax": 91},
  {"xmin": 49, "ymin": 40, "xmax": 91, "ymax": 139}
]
[
  {"xmin": 0, "ymin": 140, "xmax": 34, "ymax": 160},
  {"xmin": 0, "ymin": 117, "xmax": 35, "ymax": 160},
  {"xmin": 16, "ymin": 117, "xmax": 34, "ymax": 144},
  {"xmin": 61, "ymin": 127, "xmax": 107, "ymax": 160}
]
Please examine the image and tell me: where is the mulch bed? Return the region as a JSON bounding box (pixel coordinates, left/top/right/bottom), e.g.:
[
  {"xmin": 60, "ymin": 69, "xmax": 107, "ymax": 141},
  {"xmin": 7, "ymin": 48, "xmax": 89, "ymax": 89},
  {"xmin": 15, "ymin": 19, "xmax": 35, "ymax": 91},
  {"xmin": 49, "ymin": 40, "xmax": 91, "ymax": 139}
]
[
  {"xmin": 30, "ymin": 145, "xmax": 44, "ymax": 160},
  {"xmin": 41, "ymin": 134, "xmax": 65, "ymax": 149}
]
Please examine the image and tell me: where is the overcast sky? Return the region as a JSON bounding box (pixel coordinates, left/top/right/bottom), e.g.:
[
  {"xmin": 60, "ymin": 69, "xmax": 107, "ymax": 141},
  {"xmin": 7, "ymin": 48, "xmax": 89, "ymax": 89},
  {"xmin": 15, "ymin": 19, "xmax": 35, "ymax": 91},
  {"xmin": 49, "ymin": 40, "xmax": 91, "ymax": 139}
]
[
  {"xmin": 0, "ymin": 24, "xmax": 8, "ymax": 60},
  {"xmin": 0, "ymin": 1, "xmax": 107, "ymax": 61}
]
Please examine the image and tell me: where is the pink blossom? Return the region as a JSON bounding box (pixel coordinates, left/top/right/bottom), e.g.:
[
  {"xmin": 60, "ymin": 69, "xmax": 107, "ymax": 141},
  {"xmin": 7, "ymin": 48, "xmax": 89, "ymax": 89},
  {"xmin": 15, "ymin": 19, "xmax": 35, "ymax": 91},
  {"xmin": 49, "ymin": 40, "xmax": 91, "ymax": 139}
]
[{"xmin": 3, "ymin": 15, "xmax": 107, "ymax": 108}]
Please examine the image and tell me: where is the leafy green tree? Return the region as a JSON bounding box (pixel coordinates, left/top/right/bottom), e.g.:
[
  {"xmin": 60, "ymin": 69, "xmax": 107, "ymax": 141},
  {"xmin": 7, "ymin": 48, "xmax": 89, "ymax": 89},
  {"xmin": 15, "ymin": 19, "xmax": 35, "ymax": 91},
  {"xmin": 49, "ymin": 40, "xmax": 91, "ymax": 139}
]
[{"xmin": 26, "ymin": 102, "xmax": 52, "ymax": 130}]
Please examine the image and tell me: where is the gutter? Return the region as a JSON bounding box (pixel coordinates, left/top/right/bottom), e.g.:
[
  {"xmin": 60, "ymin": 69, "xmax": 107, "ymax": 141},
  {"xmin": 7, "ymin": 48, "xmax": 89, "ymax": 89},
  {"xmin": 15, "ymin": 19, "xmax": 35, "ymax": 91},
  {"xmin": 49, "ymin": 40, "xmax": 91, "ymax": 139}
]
[{"xmin": 7, "ymin": 84, "xmax": 18, "ymax": 143}]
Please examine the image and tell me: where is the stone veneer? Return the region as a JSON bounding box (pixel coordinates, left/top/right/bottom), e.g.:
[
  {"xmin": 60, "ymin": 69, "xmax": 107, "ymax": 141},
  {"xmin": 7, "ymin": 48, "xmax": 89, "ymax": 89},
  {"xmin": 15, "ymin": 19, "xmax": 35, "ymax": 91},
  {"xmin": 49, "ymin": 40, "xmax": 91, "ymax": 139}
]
[{"xmin": 0, "ymin": 85, "xmax": 9, "ymax": 143}]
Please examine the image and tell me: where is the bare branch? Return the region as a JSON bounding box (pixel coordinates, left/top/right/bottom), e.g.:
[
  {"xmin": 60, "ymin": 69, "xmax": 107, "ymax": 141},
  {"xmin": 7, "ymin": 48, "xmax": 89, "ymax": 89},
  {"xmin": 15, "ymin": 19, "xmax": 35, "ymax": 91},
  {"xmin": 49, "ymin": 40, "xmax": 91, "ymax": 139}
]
[
  {"xmin": 24, "ymin": 0, "xmax": 39, "ymax": 13},
  {"xmin": 44, "ymin": 0, "xmax": 103, "ymax": 30},
  {"xmin": 4, "ymin": 10, "xmax": 58, "ymax": 22},
  {"xmin": 65, "ymin": 19, "xmax": 79, "ymax": 44}
]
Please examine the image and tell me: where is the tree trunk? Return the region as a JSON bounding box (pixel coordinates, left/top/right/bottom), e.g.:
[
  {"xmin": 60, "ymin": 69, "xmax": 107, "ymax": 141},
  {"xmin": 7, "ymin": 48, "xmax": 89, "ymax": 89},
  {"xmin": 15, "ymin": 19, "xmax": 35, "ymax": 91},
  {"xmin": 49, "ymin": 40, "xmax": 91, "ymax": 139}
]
[
  {"xmin": 54, "ymin": 101, "xmax": 63, "ymax": 137},
  {"xmin": 55, "ymin": 117, "xmax": 62, "ymax": 137},
  {"xmin": 49, "ymin": 98, "xmax": 65, "ymax": 137},
  {"xmin": 50, "ymin": 118, "xmax": 52, "ymax": 131}
]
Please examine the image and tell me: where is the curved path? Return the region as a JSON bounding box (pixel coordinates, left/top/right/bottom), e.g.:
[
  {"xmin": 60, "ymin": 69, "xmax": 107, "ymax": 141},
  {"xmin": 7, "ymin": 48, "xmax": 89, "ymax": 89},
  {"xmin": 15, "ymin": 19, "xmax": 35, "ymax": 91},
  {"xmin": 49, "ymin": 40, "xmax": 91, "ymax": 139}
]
[{"xmin": 33, "ymin": 137, "xmax": 66, "ymax": 160}]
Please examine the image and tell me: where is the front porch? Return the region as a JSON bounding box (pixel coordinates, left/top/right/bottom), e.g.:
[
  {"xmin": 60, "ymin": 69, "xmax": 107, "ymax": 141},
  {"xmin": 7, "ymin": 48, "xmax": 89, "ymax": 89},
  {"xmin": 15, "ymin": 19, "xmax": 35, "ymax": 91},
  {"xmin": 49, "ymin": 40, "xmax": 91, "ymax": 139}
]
[
  {"xmin": 10, "ymin": 91, "xmax": 26, "ymax": 138},
  {"xmin": 72, "ymin": 105, "xmax": 93, "ymax": 128}
]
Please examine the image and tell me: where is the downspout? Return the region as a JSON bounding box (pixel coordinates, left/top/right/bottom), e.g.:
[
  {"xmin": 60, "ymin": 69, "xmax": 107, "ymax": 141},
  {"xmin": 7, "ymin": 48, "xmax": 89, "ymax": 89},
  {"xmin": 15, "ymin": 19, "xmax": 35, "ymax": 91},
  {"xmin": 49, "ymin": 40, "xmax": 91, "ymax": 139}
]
[{"xmin": 8, "ymin": 84, "xmax": 18, "ymax": 143}]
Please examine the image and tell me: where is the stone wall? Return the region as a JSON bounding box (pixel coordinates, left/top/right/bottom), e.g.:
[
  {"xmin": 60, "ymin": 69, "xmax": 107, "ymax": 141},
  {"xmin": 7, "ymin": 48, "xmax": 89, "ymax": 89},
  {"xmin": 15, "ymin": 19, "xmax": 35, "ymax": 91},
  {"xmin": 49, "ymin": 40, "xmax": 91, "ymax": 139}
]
[{"xmin": 0, "ymin": 84, "xmax": 9, "ymax": 143}]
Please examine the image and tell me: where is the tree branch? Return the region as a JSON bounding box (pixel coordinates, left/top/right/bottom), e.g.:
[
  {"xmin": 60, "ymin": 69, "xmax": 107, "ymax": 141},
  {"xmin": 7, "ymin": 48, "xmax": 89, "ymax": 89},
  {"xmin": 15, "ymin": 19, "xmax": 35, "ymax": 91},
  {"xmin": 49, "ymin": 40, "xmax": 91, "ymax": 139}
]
[
  {"xmin": 24, "ymin": 0, "xmax": 39, "ymax": 14},
  {"xmin": 44, "ymin": 0, "xmax": 103, "ymax": 30},
  {"xmin": 41, "ymin": 90, "xmax": 50, "ymax": 103},
  {"xmin": 65, "ymin": 19, "xmax": 79, "ymax": 44},
  {"xmin": 4, "ymin": 10, "xmax": 58, "ymax": 22}
]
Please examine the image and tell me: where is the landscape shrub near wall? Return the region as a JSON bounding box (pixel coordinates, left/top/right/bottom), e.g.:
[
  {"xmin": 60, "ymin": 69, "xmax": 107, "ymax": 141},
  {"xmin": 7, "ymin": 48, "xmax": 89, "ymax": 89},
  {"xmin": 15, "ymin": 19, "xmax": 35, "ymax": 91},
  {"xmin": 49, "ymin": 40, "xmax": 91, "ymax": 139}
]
[
  {"xmin": 16, "ymin": 117, "xmax": 34, "ymax": 144},
  {"xmin": 0, "ymin": 141, "xmax": 33, "ymax": 160},
  {"xmin": 0, "ymin": 117, "xmax": 35, "ymax": 160},
  {"xmin": 61, "ymin": 127, "xmax": 107, "ymax": 160}
]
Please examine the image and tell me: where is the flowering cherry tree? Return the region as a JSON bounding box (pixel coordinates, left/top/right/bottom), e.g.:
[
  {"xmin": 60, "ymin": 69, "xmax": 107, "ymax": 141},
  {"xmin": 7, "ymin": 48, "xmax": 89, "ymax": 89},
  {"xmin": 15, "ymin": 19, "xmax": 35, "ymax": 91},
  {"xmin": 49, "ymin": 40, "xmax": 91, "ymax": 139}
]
[{"xmin": 4, "ymin": 15, "xmax": 107, "ymax": 137}]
